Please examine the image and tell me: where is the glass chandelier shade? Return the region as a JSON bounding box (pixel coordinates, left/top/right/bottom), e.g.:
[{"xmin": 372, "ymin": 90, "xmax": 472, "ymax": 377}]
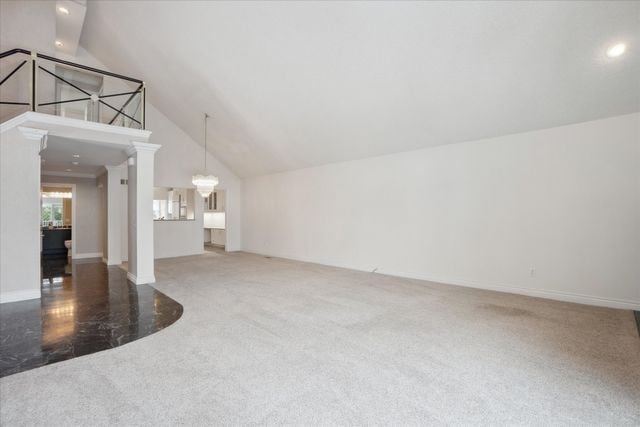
[{"xmin": 192, "ymin": 174, "xmax": 219, "ymax": 198}]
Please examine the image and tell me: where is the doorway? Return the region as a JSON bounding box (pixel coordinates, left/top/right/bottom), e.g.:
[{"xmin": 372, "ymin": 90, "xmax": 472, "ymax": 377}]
[
  {"xmin": 204, "ymin": 189, "xmax": 227, "ymax": 251},
  {"xmin": 40, "ymin": 183, "xmax": 76, "ymax": 281}
]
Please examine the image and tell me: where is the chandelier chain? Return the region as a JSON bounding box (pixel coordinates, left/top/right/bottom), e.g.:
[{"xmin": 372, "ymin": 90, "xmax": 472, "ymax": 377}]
[{"xmin": 204, "ymin": 113, "xmax": 209, "ymax": 170}]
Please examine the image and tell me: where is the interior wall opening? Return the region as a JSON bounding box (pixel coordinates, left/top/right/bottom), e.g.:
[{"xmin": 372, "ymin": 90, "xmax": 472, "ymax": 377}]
[
  {"xmin": 40, "ymin": 182, "xmax": 75, "ymax": 282},
  {"xmin": 204, "ymin": 189, "xmax": 226, "ymax": 251}
]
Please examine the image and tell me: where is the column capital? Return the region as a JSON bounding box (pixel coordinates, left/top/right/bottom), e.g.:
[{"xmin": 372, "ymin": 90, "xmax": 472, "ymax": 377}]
[
  {"xmin": 17, "ymin": 126, "xmax": 48, "ymax": 141},
  {"xmin": 17, "ymin": 126, "xmax": 48, "ymax": 152},
  {"xmin": 127, "ymin": 141, "xmax": 161, "ymax": 157},
  {"xmin": 105, "ymin": 164, "xmax": 126, "ymax": 173}
]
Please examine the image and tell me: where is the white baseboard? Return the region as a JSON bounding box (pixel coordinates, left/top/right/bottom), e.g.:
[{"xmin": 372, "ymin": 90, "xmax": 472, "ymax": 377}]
[
  {"xmin": 243, "ymin": 249, "xmax": 378, "ymax": 277},
  {"xmin": 155, "ymin": 249, "xmax": 204, "ymax": 259},
  {"xmin": 243, "ymin": 249, "xmax": 640, "ymax": 311},
  {"xmin": 0, "ymin": 289, "xmax": 41, "ymax": 304},
  {"xmin": 376, "ymin": 268, "xmax": 640, "ymax": 311},
  {"xmin": 127, "ymin": 272, "xmax": 156, "ymax": 285},
  {"xmin": 74, "ymin": 252, "xmax": 103, "ymax": 260}
]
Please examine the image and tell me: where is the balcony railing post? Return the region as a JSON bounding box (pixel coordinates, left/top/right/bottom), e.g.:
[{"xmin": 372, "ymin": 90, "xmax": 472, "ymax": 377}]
[
  {"xmin": 141, "ymin": 83, "xmax": 146, "ymax": 130},
  {"xmin": 30, "ymin": 51, "xmax": 37, "ymax": 112}
]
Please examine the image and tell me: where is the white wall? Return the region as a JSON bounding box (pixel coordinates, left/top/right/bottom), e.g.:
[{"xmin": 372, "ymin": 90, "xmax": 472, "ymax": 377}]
[
  {"xmin": 42, "ymin": 174, "xmax": 104, "ymax": 257},
  {"xmin": 0, "ymin": 1, "xmax": 56, "ymax": 123},
  {"xmin": 2, "ymin": 0, "xmax": 243, "ymax": 260},
  {"xmin": 242, "ymin": 113, "xmax": 640, "ymax": 309},
  {"xmin": 120, "ymin": 167, "xmax": 128, "ymax": 261},
  {"xmin": 146, "ymin": 103, "xmax": 243, "ymax": 253},
  {"xmin": 211, "ymin": 229, "xmax": 226, "ymax": 246},
  {"xmin": 0, "ymin": 1, "xmax": 55, "ymax": 53},
  {"xmin": 70, "ymin": 47, "xmax": 243, "ymax": 257},
  {"xmin": 97, "ymin": 172, "xmax": 108, "ymax": 258},
  {"xmin": 0, "ymin": 128, "xmax": 42, "ymax": 303},
  {"xmin": 154, "ymin": 220, "xmax": 203, "ymax": 259}
]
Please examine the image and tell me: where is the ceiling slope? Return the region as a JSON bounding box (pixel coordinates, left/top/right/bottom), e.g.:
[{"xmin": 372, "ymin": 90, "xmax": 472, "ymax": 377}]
[{"xmin": 80, "ymin": 1, "xmax": 640, "ymax": 178}]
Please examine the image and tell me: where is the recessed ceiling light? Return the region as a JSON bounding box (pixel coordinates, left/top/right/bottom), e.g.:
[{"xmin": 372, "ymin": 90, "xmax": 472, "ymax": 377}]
[
  {"xmin": 71, "ymin": 161, "xmax": 79, "ymax": 165},
  {"xmin": 606, "ymin": 43, "xmax": 626, "ymax": 58},
  {"xmin": 58, "ymin": 6, "xmax": 70, "ymax": 15},
  {"xmin": 72, "ymin": 154, "xmax": 80, "ymax": 158},
  {"xmin": 55, "ymin": 40, "xmax": 63, "ymax": 48}
]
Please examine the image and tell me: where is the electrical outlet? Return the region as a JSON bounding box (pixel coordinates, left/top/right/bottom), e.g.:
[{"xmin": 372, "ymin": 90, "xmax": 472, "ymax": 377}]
[{"xmin": 530, "ymin": 268, "xmax": 536, "ymax": 277}]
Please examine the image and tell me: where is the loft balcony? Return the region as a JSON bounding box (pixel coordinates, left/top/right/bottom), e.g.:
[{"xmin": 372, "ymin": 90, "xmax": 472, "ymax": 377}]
[{"xmin": 0, "ymin": 48, "xmax": 145, "ymax": 129}]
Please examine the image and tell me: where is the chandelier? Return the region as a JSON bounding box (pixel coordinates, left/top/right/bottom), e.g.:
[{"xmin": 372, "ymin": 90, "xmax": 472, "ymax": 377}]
[{"xmin": 192, "ymin": 113, "xmax": 219, "ymax": 198}]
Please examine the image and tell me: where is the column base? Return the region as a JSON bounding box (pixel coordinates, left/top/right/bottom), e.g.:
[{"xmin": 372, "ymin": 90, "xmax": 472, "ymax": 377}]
[{"xmin": 126, "ymin": 272, "xmax": 156, "ymax": 285}]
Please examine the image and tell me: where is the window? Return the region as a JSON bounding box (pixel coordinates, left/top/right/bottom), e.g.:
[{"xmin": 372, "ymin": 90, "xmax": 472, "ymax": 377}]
[
  {"xmin": 42, "ymin": 198, "xmax": 64, "ymax": 227},
  {"xmin": 41, "ymin": 190, "xmax": 71, "ymax": 227}
]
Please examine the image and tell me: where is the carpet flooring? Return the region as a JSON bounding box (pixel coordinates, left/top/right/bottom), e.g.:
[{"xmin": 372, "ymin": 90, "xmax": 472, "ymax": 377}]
[{"xmin": 1, "ymin": 251, "xmax": 639, "ymax": 425}]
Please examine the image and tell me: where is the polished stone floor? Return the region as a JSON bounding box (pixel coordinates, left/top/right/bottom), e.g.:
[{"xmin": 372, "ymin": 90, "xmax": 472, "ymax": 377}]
[{"xmin": 0, "ymin": 258, "xmax": 183, "ymax": 378}]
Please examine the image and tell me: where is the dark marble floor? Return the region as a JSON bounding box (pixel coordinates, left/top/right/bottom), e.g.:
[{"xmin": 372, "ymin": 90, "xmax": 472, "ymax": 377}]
[{"xmin": 0, "ymin": 258, "xmax": 183, "ymax": 378}]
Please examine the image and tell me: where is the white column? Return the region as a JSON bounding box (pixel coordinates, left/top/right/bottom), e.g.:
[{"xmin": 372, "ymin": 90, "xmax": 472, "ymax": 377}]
[
  {"xmin": 126, "ymin": 141, "xmax": 160, "ymax": 285},
  {"xmin": 0, "ymin": 127, "xmax": 47, "ymax": 303},
  {"xmin": 105, "ymin": 165, "xmax": 123, "ymax": 266}
]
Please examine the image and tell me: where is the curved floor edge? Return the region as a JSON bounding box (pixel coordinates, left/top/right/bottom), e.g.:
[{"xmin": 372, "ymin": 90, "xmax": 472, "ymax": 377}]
[{"xmin": 0, "ymin": 260, "xmax": 183, "ymax": 378}]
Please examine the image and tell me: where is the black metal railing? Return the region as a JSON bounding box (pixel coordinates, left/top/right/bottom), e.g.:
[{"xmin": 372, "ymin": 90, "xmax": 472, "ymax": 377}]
[{"xmin": 0, "ymin": 48, "xmax": 145, "ymax": 129}]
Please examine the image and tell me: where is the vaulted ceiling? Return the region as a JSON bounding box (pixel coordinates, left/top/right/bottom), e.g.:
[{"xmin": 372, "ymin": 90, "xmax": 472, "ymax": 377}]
[{"xmin": 80, "ymin": 1, "xmax": 640, "ymax": 178}]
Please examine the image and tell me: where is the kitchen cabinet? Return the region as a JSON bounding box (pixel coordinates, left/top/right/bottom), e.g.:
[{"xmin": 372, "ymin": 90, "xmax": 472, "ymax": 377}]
[{"xmin": 204, "ymin": 190, "xmax": 225, "ymax": 212}]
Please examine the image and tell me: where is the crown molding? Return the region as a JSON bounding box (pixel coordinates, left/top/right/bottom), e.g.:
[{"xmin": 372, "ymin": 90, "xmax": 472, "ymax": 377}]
[
  {"xmin": 41, "ymin": 170, "xmax": 97, "ymax": 179},
  {"xmin": 16, "ymin": 126, "xmax": 49, "ymax": 153},
  {"xmin": 126, "ymin": 140, "xmax": 161, "ymax": 156},
  {"xmin": 17, "ymin": 126, "xmax": 48, "ymax": 141},
  {"xmin": 1, "ymin": 112, "xmax": 152, "ymax": 146}
]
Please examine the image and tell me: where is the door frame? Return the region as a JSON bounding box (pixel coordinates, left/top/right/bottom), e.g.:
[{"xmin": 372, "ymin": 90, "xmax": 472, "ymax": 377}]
[{"xmin": 41, "ymin": 182, "xmax": 77, "ymax": 259}]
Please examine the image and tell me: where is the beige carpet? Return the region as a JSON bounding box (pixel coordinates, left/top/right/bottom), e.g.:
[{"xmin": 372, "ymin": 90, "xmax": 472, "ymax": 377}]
[{"xmin": 1, "ymin": 251, "xmax": 639, "ymax": 425}]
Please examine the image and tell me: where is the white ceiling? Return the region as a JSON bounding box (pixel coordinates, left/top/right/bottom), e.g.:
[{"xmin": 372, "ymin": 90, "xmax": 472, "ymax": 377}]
[
  {"xmin": 55, "ymin": 0, "xmax": 87, "ymax": 56},
  {"xmin": 80, "ymin": 1, "xmax": 640, "ymax": 177},
  {"xmin": 41, "ymin": 135, "xmax": 128, "ymax": 177}
]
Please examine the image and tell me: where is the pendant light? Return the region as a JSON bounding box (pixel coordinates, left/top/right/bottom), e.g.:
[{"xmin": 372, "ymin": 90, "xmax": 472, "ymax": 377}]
[{"xmin": 192, "ymin": 113, "xmax": 219, "ymax": 198}]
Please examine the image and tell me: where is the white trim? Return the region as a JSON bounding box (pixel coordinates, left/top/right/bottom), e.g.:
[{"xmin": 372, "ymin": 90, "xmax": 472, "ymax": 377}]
[
  {"xmin": 0, "ymin": 113, "xmax": 30, "ymax": 133},
  {"xmin": 126, "ymin": 140, "xmax": 161, "ymax": 156},
  {"xmin": 42, "ymin": 171, "xmax": 97, "ymax": 179},
  {"xmin": 17, "ymin": 126, "xmax": 48, "ymax": 154},
  {"xmin": 0, "ymin": 289, "xmax": 41, "ymax": 304},
  {"xmin": 73, "ymin": 252, "xmax": 103, "ymax": 259},
  {"xmin": 243, "ymin": 250, "xmax": 640, "ymax": 310},
  {"xmin": 17, "ymin": 126, "xmax": 48, "ymax": 149},
  {"xmin": 138, "ymin": 275, "xmax": 156, "ymax": 284},
  {"xmin": 376, "ymin": 268, "xmax": 640, "ymax": 311},
  {"xmin": 127, "ymin": 272, "xmax": 156, "ymax": 285},
  {"xmin": 1, "ymin": 111, "xmax": 151, "ymax": 139}
]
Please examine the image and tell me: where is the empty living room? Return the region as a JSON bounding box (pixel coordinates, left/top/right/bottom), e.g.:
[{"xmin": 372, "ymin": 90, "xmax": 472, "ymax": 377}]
[{"xmin": 0, "ymin": 0, "xmax": 638, "ymax": 425}]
